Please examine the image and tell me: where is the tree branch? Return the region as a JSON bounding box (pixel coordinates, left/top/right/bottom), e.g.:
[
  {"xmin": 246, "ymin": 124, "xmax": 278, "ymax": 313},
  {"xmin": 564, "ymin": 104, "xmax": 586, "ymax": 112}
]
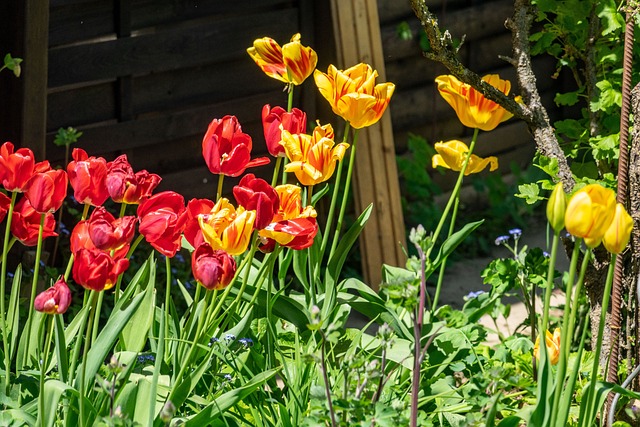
[{"xmin": 409, "ymin": 0, "xmax": 575, "ymax": 192}]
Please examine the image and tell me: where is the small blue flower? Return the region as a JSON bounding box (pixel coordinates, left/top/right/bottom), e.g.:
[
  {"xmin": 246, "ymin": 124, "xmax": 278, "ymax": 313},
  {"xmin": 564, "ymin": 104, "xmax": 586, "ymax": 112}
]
[
  {"xmin": 223, "ymin": 374, "xmax": 233, "ymax": 381},
  {"xmin": 225, "ymin": 334, "xmax": 236, "ymax": 343},
  {"xmin": 238, "ymin": 338, "xmax": 254, "ymax": 348},
  {"xmin": 508, "ymin": 228, "xmax": 522, "ymax": 239},
  {"xmin": 494, "ymin": 235, "xmax": 510, "ymax": 246},
  {"xmin": 465, "ymin": 290, "xmax": 485, "ymax": 299},
  {"xmin": 543, "ymin": 251, "xmax": 550, "ymax": 257},
  {"xmin": 137, "ymin": 354, "xmax": 155, "ymax": 364},
  {"xmin": 208, "ymin": 337, "xmax": 220, "ymax": 347}
]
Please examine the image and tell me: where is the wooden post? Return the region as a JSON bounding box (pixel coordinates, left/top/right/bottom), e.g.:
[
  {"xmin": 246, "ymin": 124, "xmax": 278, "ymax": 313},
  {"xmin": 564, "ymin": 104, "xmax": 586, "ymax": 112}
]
[
  {"xmin": 21, "ymin": 0, "xmax": 49, "ymax": 159},
  {"xmin": 329, "ymin": 0, "xmax": 406, "ymax": 288}
]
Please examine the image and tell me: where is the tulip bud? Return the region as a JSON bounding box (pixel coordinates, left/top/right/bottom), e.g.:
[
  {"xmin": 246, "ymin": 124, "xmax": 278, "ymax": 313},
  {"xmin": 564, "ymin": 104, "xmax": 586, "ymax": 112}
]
[
  {"xmin": 602, "ymin": 203, "xmax": 634, "ymax": 254},
  {"xmin": 34, "ymin": 277, "xmax": 72, "ymax": 315},
  {"xmin": 533, "ymin": 328, "xmax": 561, "ymax": 365},
  {"xmin": 546, "ymin": 182, "xmax": 566, "ymax": 234},
  {"xmin": 191, "ymin": 243, "xmax": 236, "ymax": 290}
]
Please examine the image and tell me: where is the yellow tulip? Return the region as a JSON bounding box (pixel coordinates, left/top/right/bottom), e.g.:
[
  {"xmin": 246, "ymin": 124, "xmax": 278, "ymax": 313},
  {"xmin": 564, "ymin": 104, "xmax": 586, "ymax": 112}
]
[
  {"xmin": 281, "ymin": 123, "xmax": 349, "ymax": 186},
  {"xmin": 431, "ymin": 140, "xmax": 498, "ymax": 175},
  {"xmin": 546, "ymin": 182, "xmax": 567, "ymax": 234},
  {"xmin": 435, "ymin": 74, "xmax": 515, "ymax": 131},
  {"xmin": 198, "ymin": 198, "xmax": 256, "ymax": 255},
  {"xmin": 314, "ymin": 63, "xmax": 395, "ymax": 129},
  {"xmin": 534, "ymin": 328, "xmax": 561, "ymax": 365},
  {"xmin": 247, "ymin": 33, "xmax": 318, "ymax": 85},
  {"xmin": 602, "ymin": 203, "xmax": 633, "ymax": 254},
  {"xmin": 564, "ymin": 184, "xmax": 616, "ymax": 248}
]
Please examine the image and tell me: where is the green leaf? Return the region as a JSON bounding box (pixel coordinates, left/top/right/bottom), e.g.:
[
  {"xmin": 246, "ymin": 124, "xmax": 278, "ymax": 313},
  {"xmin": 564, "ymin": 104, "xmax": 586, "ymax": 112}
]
[
  {"xmin": 554, "ymin": 90, "xmax": 581, "ymax": 106},
  {"xmin": 41, "ymin": 379, "xmax": 74, "ymax": 427},
  {"xmin": 120, "ymin": 259, "xmax": 155, "ymax": 353},
  {"xmin": 183, "ymin": 368, "xmax": 279, "ymax": 425},
  {"xmin": 515, "ymin": 183, "xmax": 544, "ymax": 204},
  {"xmin": 431, "ymin": 220, "xmax": 484, "ymax": 273}
]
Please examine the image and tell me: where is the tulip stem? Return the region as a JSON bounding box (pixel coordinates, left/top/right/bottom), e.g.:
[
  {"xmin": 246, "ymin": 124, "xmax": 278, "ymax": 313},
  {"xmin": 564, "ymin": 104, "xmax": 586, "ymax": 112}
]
[
  {"xmin": 79, "ymin": 290, "xmax": 99, "ymax": 427},
  {"xmin": 216, "ymin": 174, "xmax": 224, "ymax": 202},
  {"xmin": 429, "ymin": 128, "xmax": 478, "ymax": 313},
  {"xmin": 165, "ymin": 255, "xmax": 172, "ymax": 356},
  {"xmin": 23, "ymin": 213, "xmax": 46, "ymax": 368},
  {"xmin": 328, "ymin": 127, "xmax": 359, "ymax": 262},
  {"xmin": 271, "ymin": 157, "xmax": 283, "ymax": 188},
  {"xmin": 0, "ymin": 191, "xmax": 17, "ymax": 391},
  {"xmin": 38, "ymin": 315, "xmax": 54, "ymax": 427},
  {"xmin": 583, "ymin": 253, "xmax": 617, "ymax": 423},
  {"xmin": 541, "ymin": 232, "xmax": 560, "ymax": 334}
]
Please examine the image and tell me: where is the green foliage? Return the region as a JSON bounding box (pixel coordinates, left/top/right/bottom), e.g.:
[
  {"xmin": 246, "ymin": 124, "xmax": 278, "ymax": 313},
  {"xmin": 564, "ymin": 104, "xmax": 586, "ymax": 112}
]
[{"xmin": 1, "ymin": 53, "xmax": 22, "ymax": 77}]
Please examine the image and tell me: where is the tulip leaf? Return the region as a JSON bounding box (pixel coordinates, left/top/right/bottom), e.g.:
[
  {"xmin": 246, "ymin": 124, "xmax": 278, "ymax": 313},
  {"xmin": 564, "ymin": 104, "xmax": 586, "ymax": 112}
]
[
  {"xmin": 74, "ymin": 290, "xmax": 145, "ymax": 392},
  {"xmin": 42, "ymin": 379, "xmax": 74, "ymax": 427},
  {"xmin": 322, "ymin": 204, "xmax": 372, "ymax": 323},
  {"xmin": 120, "ymin": 257, "xmax": 155, "ymax": 353},
  {"xmin": 431, "ymin": 220, "xmax": 484, "ymax": 275},
  {"xmin": 7, "ymin": 265, "xmax": 22, "ymax": 361},
  {"xmin": 53, "ymin": 313, "xmax": 69, "ymax": 383},
  {"xmin": 183, "ymin": 368, "xmax": 279, "ymax": 426}
]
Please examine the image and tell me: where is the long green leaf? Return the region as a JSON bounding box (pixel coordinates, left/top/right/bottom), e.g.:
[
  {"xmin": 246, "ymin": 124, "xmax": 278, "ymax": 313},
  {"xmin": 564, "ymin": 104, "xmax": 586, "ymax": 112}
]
[
  {"xmin": 431, "ymin": 220, "xmax": 484, "ymax": 273},
  {"xmin": 42, "ymin": 379, "xmax": 74, "ymax": 427},
  {"xmin": 7, "ymin": 265, "xmax": 22, "ymax": 361},
  {"xmin": 73, "ymin": 291, "xmax": 145, "ymax": 391},
  {"xmin": 121, "ymin": 259, "xmax": 155, "ymax": 352},
  {"xmin": 184, "ymin": 368, "xmax": 279, "ymax": 426},
  {"xmin": 52, "ymin": 313, "xmax": 69, "ymax": 383}
]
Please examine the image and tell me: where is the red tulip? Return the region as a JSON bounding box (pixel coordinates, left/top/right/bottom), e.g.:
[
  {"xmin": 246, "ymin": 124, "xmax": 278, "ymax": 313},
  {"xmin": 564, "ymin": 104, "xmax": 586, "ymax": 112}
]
[
  {"xmin": 106, "ymin": 155, "xmax": 161, "ymax": 204},
  {"xmin": 202, "ymin": 115, "xmax": 270, "ymax": 177},
  {"xmin": 233, "ymin": 173, "xmax": 279, "ymax": 230},
  {"xmin": 137, "ymin": 191, "xmax": 187, "ymax": 257},
  {"xmin": 183, "ymin": 198, "xmax": 215, "ymax": 248},
  {"xmin": 191, "ymin": 243, "xmax": 236, "ymax": 290},
  {"xmin": 0, "ymin": 142, "xmax": 48, "ymax": 192},
  {"xmin": 24, "ymin": 169, "xmax": 68, "ymax": 213},
  {"xmin": 262, "ymin": 105, "xmax": 307, "ymax": 157},
  {"xmin": 11, "ymin": 197, "xmax": 57, "ymax": 246},
  {"xmin": 0, "ymin": 192, "xmax": 11, "ymax": 223},
  {"xmin": 67, "ymin": 148, "xmax": 109, "ymax": 206},
  {"xmin": 72, "ymin": 248, "xmax": 129, "ymax": 292},
  {"xmin": 87, "ymin": 207, "xmax": 136, "ymax": 252},
  {"xmin": 34, "ymin": 277, "xmax": 72, "ymax": 315}
]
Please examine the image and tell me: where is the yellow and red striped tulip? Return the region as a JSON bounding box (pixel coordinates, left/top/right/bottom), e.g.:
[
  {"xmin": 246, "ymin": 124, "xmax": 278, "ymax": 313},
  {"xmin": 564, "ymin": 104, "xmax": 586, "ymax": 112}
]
[{"xmin": 247, "ymin": 33, "xmax": 317, "ymax": 85}]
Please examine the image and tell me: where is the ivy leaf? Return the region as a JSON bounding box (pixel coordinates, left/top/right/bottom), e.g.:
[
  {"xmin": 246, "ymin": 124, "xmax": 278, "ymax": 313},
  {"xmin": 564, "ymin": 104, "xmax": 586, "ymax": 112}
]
[
  {"xmin": 590, "ymin": 80, "xmax": 622, "ymax": 112},
  {"xmin": 589, "ymin": 133, "xmax": 619, "ymax": 161},
  {"xmin": 554, "ymin": 90, "xmax": 581, "ymax": 107},
  {"xmin": 597, "ymin": 3, "xmax": 624, "ymax": 36},
  {"xmin": 516, "ymin": 183, "xmax": 544, "ymax": 205}
]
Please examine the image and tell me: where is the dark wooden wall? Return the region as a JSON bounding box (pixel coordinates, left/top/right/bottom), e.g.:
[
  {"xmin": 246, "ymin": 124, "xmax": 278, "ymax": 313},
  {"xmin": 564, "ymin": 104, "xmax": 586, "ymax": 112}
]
[{"xmin": 377, "ymin": 0, "xmax": 563, "ymax": 190}]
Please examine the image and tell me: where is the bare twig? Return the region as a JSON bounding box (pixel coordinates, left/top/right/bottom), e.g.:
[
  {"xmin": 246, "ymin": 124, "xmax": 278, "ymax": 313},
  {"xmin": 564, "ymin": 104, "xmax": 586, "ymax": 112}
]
[{"xmin": 409, "ymin": 0, "xmax": 575, "ymax": 192}]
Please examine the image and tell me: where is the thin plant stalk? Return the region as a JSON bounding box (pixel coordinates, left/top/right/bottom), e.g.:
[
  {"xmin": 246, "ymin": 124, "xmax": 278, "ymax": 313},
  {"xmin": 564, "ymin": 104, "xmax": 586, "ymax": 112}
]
[
  {"xmin": 328, "ymin": 128, "xmax": 359, "ymax": 262},
  {"xmin": 411, "ymin": 240, "xmax": 427, "ymax": 427},
  {"xmin": 541, "ymin": 232, "xmax": 561, "ymax": 333},
  {"xmin": 428, "ymin": 128, "xmax": 479, "ymax": 313},
  {"xmin": 583, "ymin": 253, "xmax": 617, "ymax": 423},
  {"xmin": 38, "ymin": 315, "xmax": 54, "ymax": 427},
  {"xmin": 164, "ymin": 255, "xmax": 172, "ymax": 352},
  {"xmin": 0, "ymin": 191, "xmax": 17, "ymax": 391},
  {"xmin": 79, "ymin": 290, "xmax": 99, "ymax": 427},
  {"xmin": 23, "ymin": 213, "xmax": 46, "ymax": 367},
  {"xmin": 216, "ymin": 174, "xmax": 224, "ymax": 202}
]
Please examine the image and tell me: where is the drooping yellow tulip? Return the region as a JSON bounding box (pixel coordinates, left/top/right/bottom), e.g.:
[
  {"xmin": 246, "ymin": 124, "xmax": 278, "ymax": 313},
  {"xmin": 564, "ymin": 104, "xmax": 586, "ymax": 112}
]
[
  {"xmin": 247, "ymin": 33, "xmax": 318, "ymax": 85},
  {"xmin": 435, "ymin": 74, "xmax": 515, "ymax": 131},
  {"xmin": 431, "ymin": 140, "xmax": 498, "ymax": 175},
  {"xmin": 281, "ymin": 123, "xmax": 349, "ymax": 186},
  {"xmin": 564, "ymin": 184, "xmax": 616, "ymax": 248},
  {"xmin": 602, "ymin": 203, "xmax": 633, "ymax": 254},
  {"xmin": 314, "ymin": 63, "xmax": 395, "ymax": 129},
  {"xmin": 198, "ymin": 198, "xmax": 256, "ymax": 256},
  {"xmin": 534, "ymin": 328, "xmax": 561, "ymax": 365}
]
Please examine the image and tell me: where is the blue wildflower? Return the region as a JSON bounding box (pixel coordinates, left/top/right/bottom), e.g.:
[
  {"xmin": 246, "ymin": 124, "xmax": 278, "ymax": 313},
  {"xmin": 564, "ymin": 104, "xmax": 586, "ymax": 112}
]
[
  {"xmin": 465, "ymin": 290, "xmax": 485, "ymax": 299},
  {"xmin": 494, "ymin": 235, "xmax": 510, "ymax": 246},
  {"xmin": 224, "ymin": 334, "xmax": 236, "ymax": 343},
  {"xmin": 208, "ymin": 337, "xmax": 220, "ymax": 347},
  {"xmin": 223, "ymin": 374, "xmax": 233, "ymax": 381},
  {"xmin": 508, "ymin": 228, "xmax": 522, "ymax": 239},
  {"xmin": 238, "ymin": 338, "xmax": 254, "ymax": 348},
  {"xmin": 137, "ymin": 354, "xmax": 155, "ymax": 364}
]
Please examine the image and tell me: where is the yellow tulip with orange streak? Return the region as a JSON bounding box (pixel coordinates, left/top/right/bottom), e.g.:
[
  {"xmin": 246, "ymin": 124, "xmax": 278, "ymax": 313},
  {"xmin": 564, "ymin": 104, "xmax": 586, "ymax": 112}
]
[
  {"xmin": 314, "ymin": 63, "xmax": 395, "ymax": 129},
  {"xmin": 281, "ymin": 122, "xmax": 349, "ymax": 186},
  {"xmin": 431, "ymin": 140, "xmax": 498, "ymax": 175},
  {"xmin": 435, "ymin": 74, "xmax": 516, "ymax": 131},
  {"xmin": 198, "ymin": 198, "xmax": 256, "ymax": 256},
  {"xmin": 534, "ymin": 328, "xmax": 561, "ymax": 365},
  {"xmin": 247, "ymin": 33, "xmax": 317, "ymax": 86}
]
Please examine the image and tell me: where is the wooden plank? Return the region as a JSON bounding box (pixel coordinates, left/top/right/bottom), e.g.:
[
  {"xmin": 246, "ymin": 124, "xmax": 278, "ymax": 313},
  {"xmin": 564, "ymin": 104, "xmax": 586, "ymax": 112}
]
[
  {"xmin": 377, "ymin": 0, "xmax": 469, "ymax": 24},
  {"xmin": 330, "ymin": 0, "xmax": 407, "ymax": 288},
  {"xmin": 47, "ymin": 82, "xmax": 116, "ymax": 130},
  {"xmin": 380, "ymin": 0, "xmax": 514, "ymax": 63},
  {"xmin": 22, "ymin": 0, "xmax": 50, "ymax": 159},
  {"xmin": 46, "ymin": 91, "xmax": 280, "ymax": 159},
  {"xmin": 48, "ymin": 8, "xmax": 299, "ymax": 88},
  {"xmin": 49, "ymin": 0, "xmax": 114, "ymax": 47},
  {"xmin": 115, "ymin": 0, "xmax": 133, "ymax": 122}
]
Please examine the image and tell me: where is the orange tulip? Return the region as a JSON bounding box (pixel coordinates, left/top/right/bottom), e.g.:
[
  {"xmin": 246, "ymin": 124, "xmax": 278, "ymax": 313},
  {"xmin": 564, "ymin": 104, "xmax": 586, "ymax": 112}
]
[
  {"xmin": 534, "ymin": 328, "xmax": 561, "ymax": 365},
  {"xmin": 259, "ymin": 184, "xmax": 318, "ymax": 251},
  {"xmin": 281, "ymin": 123, "xmax": 349, "ymax": 186},
  {"xmin": 247, "ymin": 33, "xmax": 317, "ymax": 85},
  {"xmin": 431, "ymin": 140, "xmax": 498, "ymax": 175},
  {"xmin": 198, "ymin": 198, "xmax": 256, "ymax": 256},
  {"xmin": 314, "ymin": 63, "xmax": 395, "ymax": 129},
  {"xmin": 435, "ymin": 74, "xmax": 515, "ymax": 131}
]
